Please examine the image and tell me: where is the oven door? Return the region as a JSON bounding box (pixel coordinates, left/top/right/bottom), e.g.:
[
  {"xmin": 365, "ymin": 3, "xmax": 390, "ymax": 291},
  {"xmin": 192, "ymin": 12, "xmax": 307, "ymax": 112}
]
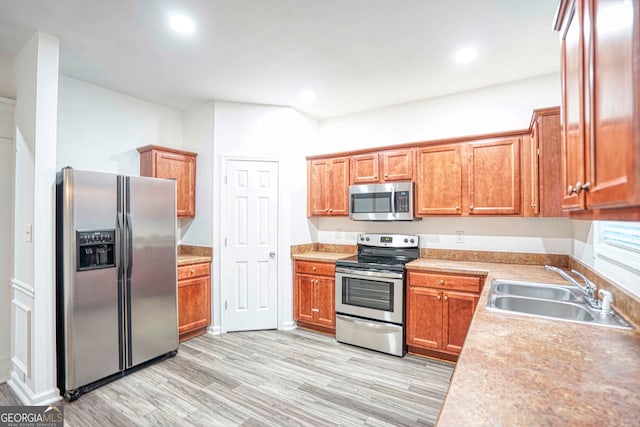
[{"xmin": 335, "ymin": 267, "xmax": 404, "ymax": 324}]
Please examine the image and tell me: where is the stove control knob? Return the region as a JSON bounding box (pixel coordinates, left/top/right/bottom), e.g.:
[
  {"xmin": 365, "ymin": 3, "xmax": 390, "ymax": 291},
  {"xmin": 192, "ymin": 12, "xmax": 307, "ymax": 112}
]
[
  {"xmin": 410, "ymin": 238, "xmax": 415, "ymax": 244},
  {"xmin": 365, "ymin": 237, "xmax": 370, "ymax": 242},
  {"xmin": 360, "ymin": 236, "xmax": 365, "ymax": 241},
  {"xmin": 404, "ymin": 238, "xmax": 408, "ymax": 243}
]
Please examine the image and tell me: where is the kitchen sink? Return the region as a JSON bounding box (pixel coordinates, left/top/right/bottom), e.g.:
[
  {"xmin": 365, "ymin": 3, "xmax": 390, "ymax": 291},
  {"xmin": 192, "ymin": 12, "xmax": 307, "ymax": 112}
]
[
  {"xmin": 487, "ymin": 279, "xmax": 633, "ymax": 330},
  {"xmin": 492, "ymin": 280, "xmax": 583, "ymax": 302},
  {"xmin": 491, "ymin": 296, "xmax": 596, "ymax": 322}
]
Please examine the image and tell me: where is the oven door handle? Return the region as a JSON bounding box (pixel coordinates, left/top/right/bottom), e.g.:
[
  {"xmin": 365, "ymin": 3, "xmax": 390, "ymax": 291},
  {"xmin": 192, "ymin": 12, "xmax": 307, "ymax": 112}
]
[{"xmin": 335, "ymin": 267, "xmax": 403, "ymax": 279}]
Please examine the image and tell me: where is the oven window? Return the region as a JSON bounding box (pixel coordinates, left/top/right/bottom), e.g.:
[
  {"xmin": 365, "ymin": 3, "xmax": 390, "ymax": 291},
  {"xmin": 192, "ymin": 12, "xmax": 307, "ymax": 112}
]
[
  {"xmin": 351, "ymin": 192, "xmax": 391, "ymax": 213},
  {"xmin": 342, "ymin": 277, "xmax": 394, "ymax": 312}
]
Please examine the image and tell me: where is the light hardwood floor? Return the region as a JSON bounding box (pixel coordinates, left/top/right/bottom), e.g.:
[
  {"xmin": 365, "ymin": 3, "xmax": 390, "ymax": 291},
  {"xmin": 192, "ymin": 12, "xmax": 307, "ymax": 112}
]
[{"xmin": 0, "ymin": 329, "xmax": 454, "ymax": 426}]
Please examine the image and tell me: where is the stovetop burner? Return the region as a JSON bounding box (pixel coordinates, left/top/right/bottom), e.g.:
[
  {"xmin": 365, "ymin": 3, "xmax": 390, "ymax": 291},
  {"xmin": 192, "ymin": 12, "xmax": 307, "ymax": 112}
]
[{"xmin": 335, "ymin": 233, "xmax": 420, "ymax": 271}]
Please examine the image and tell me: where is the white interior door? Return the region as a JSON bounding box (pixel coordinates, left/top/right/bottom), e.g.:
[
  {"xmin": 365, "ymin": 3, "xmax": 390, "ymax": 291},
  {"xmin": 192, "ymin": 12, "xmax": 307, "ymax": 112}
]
[{"xmin": 223, "ymin": 159, "xmax": 278, "ymax": 332}]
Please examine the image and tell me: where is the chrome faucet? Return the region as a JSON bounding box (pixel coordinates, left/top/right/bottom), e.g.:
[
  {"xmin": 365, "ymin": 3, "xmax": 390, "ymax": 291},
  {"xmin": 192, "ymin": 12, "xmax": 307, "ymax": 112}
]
[{"xmin": 544, "ymin": 265, "xmax": 600, "ymax": 309}]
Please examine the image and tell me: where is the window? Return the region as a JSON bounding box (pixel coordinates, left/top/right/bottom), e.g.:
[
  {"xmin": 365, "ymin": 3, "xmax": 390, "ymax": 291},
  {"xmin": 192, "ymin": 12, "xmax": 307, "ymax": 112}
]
[{"xmin": 594, "ymin": 221, "xmax": 640, "ymax": 272}]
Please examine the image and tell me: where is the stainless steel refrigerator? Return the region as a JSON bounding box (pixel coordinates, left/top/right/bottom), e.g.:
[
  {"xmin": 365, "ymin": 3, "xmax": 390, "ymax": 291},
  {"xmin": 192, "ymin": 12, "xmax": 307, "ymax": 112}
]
[{"xmin": 56, "ymin": 168, "xmax": 179, "ymax": 401}]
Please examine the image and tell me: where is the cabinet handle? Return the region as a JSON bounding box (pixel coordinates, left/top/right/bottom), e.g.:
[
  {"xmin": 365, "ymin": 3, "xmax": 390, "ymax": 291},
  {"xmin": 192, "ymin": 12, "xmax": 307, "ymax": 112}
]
[
  {"xmin": 325, "ymin": 208, "xmax": 330, "ymax": 212},
  {"xmin": 455, "ymin": 205, "xmax": 460, "ymax": 210},
  {"xmin": 568, "ymin": 184, "xmax": 576, "ymax": 195},
  {"xmin": 437, "ymin": 295, "xmax": 441, "ymax": 300},
  {"xmin": 469, "ymin": 205, "xmax": 474, "ymax": 210},
  {"xmin": 190, "ymin": 268, "xmax": 195, "ymax": 274},
  {"xmin": 312, "ymin": 266, "xmax": 317, "ymax": 271},
  {"xmin": 531, "ymin": 203, "xmax": 536, "ymax": 209},
  {"xmin": 440, "ymin": 279, "xmax": 445, "ymax": 285},
  {"xmin": 311, "ymin": 308, "xmax": 320, "ymax": 312},
  {"xmin": 444, "ymin": 295, "xmax": 448, "ymax": 301},
  {"xmin": 384, "ymin": 174, "xmax": 389, "ymax": 177},
  {"xmin": 576, "ymin": 181, "xmax": 591, "ymax": 193}
]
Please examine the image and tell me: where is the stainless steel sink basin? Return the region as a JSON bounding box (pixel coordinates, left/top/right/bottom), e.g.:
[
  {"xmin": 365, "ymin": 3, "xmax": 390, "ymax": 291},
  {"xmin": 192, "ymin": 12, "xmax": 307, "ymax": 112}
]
[
  {"xmin": 487, "ymin": 279, "xmax": 633, "ymax": 330},
  {"xmin": 492, "ymin": 296, "xmax": 596, "ymax": 322},
  {"xmin": 492, "ymin": 280, "xmax": 583, "ymax": 302}
]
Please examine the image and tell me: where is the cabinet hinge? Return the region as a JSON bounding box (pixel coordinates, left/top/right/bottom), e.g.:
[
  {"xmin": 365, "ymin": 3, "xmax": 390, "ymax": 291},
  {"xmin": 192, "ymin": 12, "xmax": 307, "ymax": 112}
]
[
  {"xmin": 225, "ymin": 301, "xmax": 228, "ymax": 310},
  {"xmin": 224, "ymin": 175, "xmax": 227, "ymax": 184},
  {"xmin": 224, "ymin": 237, "xmax": 227, "ymax": 247}
]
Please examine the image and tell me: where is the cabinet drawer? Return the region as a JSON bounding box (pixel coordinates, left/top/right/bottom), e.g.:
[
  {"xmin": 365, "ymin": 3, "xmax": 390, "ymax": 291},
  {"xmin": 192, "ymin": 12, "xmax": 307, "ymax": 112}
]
[
  {"xmin": 408, "ymin": 271, "xmax": 482, "ymax": 293},
  {"xmin": 178, "ymin": 262, "xmax": 210, "ymax": 281},
  {"xmin": 296, "ymin": 261, "xmax": 335, "ymax": 276}
]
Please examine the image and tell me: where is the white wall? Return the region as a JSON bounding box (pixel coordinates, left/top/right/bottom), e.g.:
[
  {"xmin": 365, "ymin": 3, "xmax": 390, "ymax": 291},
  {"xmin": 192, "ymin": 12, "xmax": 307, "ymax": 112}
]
[
  {"xmin": 311, "ymin": 73, "xmax": 569, "ymax": 254},
  {"xmin": 572, "ymin": 220, "xmax": 640, "ymax": 298},
  {"xmin": 11, "ymin": 31, "xmax": 60, "ymax": 405},
  {"xmin": 0, "ymin": 55, "xmax": 16, "ymax": 100},
  {"xmin": 0, "ymin": 98, "xmax": 15, "ymax": 382},
  {"xmin": 211, "ymin": 101, "xmax": 319, "ymax": 332},
  {"xmin": 180, "ymin": 102, "xmax": 215, "ymax": 246},
  {"xmin": 318, "ymin": 73, "xmax": 560, "ymax": 153},
  {"xmin": 56, "ymin": 76, "xmax": 183, "ymax": 175}
]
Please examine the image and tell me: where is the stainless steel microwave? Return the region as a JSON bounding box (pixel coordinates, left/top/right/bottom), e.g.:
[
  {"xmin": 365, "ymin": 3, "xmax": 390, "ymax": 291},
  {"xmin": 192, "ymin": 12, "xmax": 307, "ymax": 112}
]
[{"xmin": 349, "ymin": 181, "xmax": 417, "ymax": 221}]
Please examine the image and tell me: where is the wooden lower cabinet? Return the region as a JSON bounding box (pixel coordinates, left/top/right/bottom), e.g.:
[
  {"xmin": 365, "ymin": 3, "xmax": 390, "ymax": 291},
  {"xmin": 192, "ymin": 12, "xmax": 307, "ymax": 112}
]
[
  {"xmin": 178, "ymin": 262, "xmax": 211, "ymax": 342},
  {"xmin": 406, "ymin": 270, "xmax": 483, "ymax": 360},
  {"xmin": 294, "ymin": 260, "xmax": 336, "ymax": 333}
]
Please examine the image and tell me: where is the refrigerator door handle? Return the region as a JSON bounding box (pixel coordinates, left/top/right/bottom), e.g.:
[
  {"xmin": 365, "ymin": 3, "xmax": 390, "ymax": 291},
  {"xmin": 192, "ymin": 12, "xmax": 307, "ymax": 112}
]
[
  {"xmin": 116, "ymin": 212, "xmax": 124, "ymax": 278},
  {"xmin": 125, "ymin": 212, "xmax": 133, "ymax": 279}
]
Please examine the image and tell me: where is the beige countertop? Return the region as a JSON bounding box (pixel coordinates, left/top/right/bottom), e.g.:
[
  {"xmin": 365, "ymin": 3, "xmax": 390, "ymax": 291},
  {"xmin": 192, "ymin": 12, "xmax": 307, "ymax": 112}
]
[
  {"xmin": 405, "ymin": 259, "xmax": 640, "ymax": 426},
  {"xmin": 177, "ymin": 254, "xmax": 212, "ymax": 266},
  {"xmin": 291, "ymin": 251, "xmax": 354, "ymax": 262}
]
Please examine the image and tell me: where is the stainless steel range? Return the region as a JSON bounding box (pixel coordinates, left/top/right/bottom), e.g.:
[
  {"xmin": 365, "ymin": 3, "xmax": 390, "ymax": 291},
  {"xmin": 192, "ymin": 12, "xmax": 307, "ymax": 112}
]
[{"xmin": 335, "ymin": 233, "xmax": 419, "ymax": 356}]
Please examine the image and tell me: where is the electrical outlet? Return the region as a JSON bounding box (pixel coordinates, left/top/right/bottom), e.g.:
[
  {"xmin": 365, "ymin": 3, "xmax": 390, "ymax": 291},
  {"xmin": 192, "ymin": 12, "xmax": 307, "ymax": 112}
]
[{"xmin": 456, "ymin": 231, "xmax": 464, "ymax": 244}]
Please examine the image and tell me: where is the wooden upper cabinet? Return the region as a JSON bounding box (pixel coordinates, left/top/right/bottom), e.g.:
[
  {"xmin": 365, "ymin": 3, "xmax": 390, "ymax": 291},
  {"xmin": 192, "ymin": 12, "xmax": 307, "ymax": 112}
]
[
  {"xmin": 556, "ymin": 0, "xmax": 640, "ymax": 215},
  {"xmin": 560, "ymin": 0, "xmax": 587, "ymax": 211},
  {"xmin": 380, "ymin": 148, "xmax": 414, "ymax": 181},
  {"xmin": 416, "ymin": 144, "xmax": 463, "ymax": 215},
  {"xmin": 307, "ymin": 157, "xmax": 349, "ymax": 217},
  {"xmin": 350, "ymin": 148, "xmax": 414, "ymax": 184},
  {"xmin": 351, "ymin": 153, "xmax": 380, "ymax": 184},
  {"xmin": 536, "ymin": 108, "xmax": 565, "ymax": 217},
  {"xmin": 138, "ymin": 145, "xmax": 197, "ymax": 218},
  {"xmin": 468, "ymin": 137, "xmax": 521, "ymax": 215}
]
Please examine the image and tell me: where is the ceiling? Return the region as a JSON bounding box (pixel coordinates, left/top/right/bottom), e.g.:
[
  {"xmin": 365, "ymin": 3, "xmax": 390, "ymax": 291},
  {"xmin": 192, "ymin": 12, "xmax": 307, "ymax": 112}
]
[{"xmin": 0, "ymin": 0, "xmax": 561, "ymax": 119}]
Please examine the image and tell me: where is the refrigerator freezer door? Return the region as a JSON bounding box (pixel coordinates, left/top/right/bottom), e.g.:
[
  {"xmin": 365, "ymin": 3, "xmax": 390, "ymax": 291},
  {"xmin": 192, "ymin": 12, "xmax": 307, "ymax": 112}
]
[
  {"xmin": 126, "ymin": 176, "xmax": 178, "ymax": 367},
  {"xmin": 63, "ymin": 170, "xmax": 122, "ymax": 389}
]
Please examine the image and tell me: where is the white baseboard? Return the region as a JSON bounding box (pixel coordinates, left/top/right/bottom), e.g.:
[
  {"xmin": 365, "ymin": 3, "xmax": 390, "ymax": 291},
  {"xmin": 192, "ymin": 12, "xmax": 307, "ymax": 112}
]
[
  {"xmin": 8, "ymin": 371, "xmax": 61, "ymax": 405},
  {"xmin": 280, "ymin": 321, "xmax": 296, "ymax": 331},
  {"xmin": 0, "ymin": 354, "xmax": 9, "ymax": 383},
  {"xmin": 207, "ymin": 325, "xmax": 221, "ymax": 335}
]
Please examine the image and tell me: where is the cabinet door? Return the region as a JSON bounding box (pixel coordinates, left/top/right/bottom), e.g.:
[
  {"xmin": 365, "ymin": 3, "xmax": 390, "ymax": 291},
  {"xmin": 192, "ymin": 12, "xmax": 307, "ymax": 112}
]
[
  {"xmin": 327, "ymin": 157, "xmax": 350, "ymax": 216},
  {"xmin": 406, "ymin": 287, "xmax": 442, "ymax": 350},
  {"xmin": 154, "ymin": 151, "xmax": 196, "ymax": 218},
  {"xmin": 314, "ymin": 276, "xmax": 336, "ymax": 328},
  {"xmin": 468, "ymin": 138, "xmax": 521, "ymax": 215},
  {"xmin": 416, "ymin": 145, "xmax": 462, "ymax": 215},
  {"xmin": 442, "ymin": 291, "xmax": 477, "ymax": 354},
  {"xmin": 561, "ymin": 0, "xmax": 587, "ymax": 210},
  {"xmin": 295, "ymin": 275, "xmax": 315, "ymax": 323},
  {"xmin": 585, "ymin": 0, "xmax": 639, "ymax": 208},
  {"xmin": 307, "ymin": 160, "xmax": 329, "ymax": 216},
  {"xmin": 381, "ymin": 149, "xmax": 414, "ymax": 181},
  {"xmin": 537, "ymin": 111, "xmax": 565, "ymax": 217},
  {"xmin": 178, "ymin": 276, "xmax": 211, "ymax": 338},
  {"xmin": 351, "ymin": 153, "xmax": 380, "ymax": 184}
]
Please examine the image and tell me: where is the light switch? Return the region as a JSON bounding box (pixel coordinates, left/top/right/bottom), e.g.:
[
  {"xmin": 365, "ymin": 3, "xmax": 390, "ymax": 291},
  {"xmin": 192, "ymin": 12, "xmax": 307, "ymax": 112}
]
[{"xmin": 25, "ymin": 224, "xmax": 32, "ymax": 242}]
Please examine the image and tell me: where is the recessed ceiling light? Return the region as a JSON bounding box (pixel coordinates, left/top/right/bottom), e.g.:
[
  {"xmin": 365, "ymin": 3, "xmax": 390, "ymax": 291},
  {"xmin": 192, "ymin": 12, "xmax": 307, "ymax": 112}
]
[
  {"xmin": 455, "ymin": 47, "xmax": 478, "ymax": 64},
  {"xmin": 169, "ymin": 14, "xmax": 195, "ymax": 35},
  {"xmin": 298, "ymin": 90, "xmax": 316, "ymax": 104}
]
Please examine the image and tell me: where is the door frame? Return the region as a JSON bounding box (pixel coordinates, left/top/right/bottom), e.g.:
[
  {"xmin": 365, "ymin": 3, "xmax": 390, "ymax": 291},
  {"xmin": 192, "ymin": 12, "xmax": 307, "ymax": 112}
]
[{"xmin": 219, "ymin": 156, "xmax": 280, "ymax": 333}]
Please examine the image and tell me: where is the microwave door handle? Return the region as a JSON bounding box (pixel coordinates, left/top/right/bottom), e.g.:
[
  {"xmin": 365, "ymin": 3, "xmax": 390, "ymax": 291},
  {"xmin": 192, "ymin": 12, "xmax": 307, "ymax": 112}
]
[{"xmin": 390, "ymin": 187, "xmax": 396, "ymax": 216}]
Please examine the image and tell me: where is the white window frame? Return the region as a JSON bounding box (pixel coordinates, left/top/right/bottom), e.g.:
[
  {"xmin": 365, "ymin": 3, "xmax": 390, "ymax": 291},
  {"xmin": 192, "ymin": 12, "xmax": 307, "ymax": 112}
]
[{"xmin": 594, "ymin": 221, "xmax": 640, "ymax": 273}]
